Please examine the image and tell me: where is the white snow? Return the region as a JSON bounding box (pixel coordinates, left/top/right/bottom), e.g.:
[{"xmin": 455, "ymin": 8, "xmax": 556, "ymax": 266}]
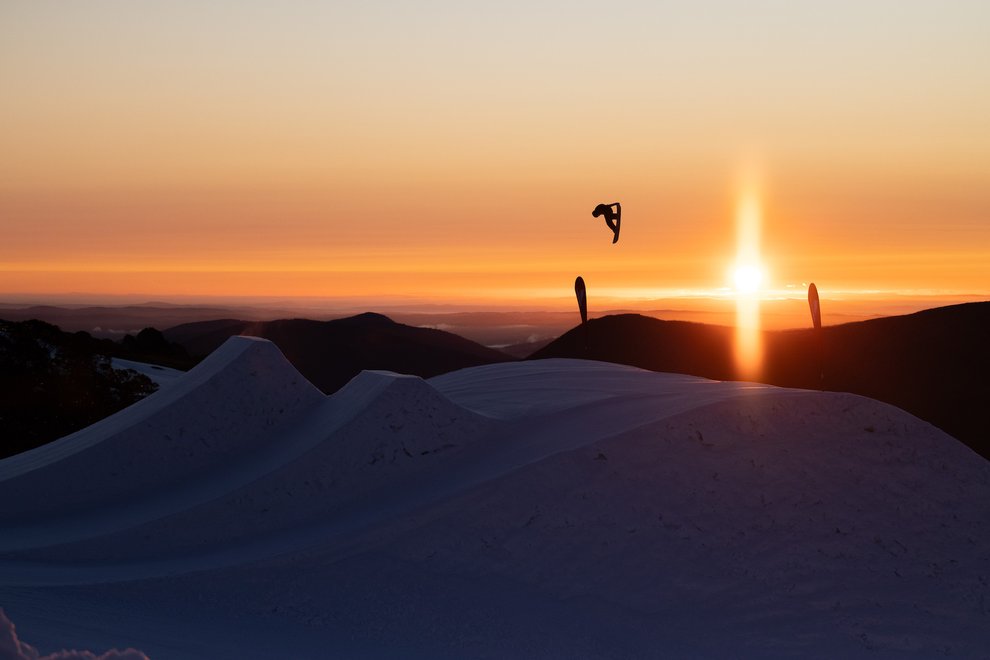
[
  {"xmin": 1, "ymin": 337, "xmax": 988, "ymax": 659},
  {"xmin": 110, "ymin": 358, "xmax": 185, "ymax": 390}
]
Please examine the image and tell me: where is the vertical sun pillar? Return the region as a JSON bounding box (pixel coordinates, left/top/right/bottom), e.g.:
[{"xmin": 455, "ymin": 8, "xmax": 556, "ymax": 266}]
[{"xmin": 733, "ymin": 176, "xmax": 764, "ymax": 381}]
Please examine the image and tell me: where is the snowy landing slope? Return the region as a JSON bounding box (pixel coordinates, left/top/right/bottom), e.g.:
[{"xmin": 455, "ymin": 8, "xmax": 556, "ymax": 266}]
[{"xmin": 1, "ymin": 338, "xmax": 988, "ymax": 659}]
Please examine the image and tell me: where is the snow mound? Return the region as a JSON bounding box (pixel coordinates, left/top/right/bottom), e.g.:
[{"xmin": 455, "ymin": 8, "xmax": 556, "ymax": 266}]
[
  {"xmin": 374, "ymin": 390, "xmax": 989, "ymax": 657},
  {"xmin": 0, "ymin": 337, "xmax": 323, "ymax": 527},
  {"xmin": 201, "ymin": 386, "xmax": 983, "ymax": 659},
  {"xmin": 0, "ymin": 365, "xmax": 494, "ymax": 564},
  {"xmin": 328, "ymin": 369, "xmax": 494, "ymax": 474}
]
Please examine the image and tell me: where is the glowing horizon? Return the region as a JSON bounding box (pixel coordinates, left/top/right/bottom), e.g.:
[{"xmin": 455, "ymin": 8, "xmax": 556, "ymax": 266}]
[{"xmin": 2, "ymin": 2, "xmax": 989, "ymax": 319}]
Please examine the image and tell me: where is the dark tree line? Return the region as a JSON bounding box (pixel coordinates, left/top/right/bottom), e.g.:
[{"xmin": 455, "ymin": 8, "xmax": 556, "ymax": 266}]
[{"xmin": 0, "ymin": 320, "xmax": 194, "ymax": 458}]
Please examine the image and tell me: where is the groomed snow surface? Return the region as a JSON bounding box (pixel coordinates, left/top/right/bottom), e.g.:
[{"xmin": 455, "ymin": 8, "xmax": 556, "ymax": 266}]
[
  {"xmin": 110, "ymin": 359, "xmax": 186, "ymax": 391},
  {"xmin": 1, "ymin": 336, "xmax": 988, "ymax": 659}
]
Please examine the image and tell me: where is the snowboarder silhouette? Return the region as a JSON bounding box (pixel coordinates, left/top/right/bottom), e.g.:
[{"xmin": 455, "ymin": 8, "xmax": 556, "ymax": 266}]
[{"xmin": 592, "ymin": 202, "xmax": 621, "ymax": 244}]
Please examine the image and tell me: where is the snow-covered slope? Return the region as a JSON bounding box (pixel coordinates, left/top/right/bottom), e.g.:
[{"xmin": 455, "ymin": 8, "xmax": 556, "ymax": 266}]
[
  {"xmin": 110, "ymin": 358, "xmax": 186, "ymax": 390},
  {"xmin": 1, "ymin": 339, "xmax": 987, "ymax": 659}
]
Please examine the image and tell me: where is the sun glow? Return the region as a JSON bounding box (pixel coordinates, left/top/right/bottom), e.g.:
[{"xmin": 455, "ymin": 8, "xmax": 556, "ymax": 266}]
[
  {"xmin": 732, "ymin": 264, "xmax": 765, "ymax": 294},
  {"xmin": 733, "ymin": 168, "xmax": 765, "ymax": 381}
]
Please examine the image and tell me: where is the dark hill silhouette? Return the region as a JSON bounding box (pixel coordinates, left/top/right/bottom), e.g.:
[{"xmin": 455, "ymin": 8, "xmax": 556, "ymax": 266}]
[
  {"xmin": 164, "ymin": 313, "xmax": 513, "ymax": 394},
  {"xmin": 532, "ymin": 314, "xmax": 737, "ymax": 380},
  {"xmin": 0, "ymin": 305, "xmax": 271, "ymax": 337},
  {"xmin": 531, "ymin": 302, "xmax": 990, "ymax": 460}
]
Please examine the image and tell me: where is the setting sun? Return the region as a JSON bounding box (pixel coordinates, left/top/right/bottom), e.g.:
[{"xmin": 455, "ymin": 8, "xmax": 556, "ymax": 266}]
[{"xmin": 732, "ymin": 264, "xmax": 765, "ymax": 294}]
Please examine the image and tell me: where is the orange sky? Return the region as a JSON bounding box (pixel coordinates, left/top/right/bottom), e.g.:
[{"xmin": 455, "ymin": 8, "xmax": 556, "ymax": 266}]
[{"xmin": 2, "ymin": 1, "xmax": 989, "ymax": 323}]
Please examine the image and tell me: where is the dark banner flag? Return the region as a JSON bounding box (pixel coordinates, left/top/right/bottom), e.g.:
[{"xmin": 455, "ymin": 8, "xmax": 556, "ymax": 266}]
[
  {"xmin": 575, "ymin": 276, "xmax": 588, "ymax": 324},
  {"xmin": 808, "ymin": 282, "xmax": 822, "ymax": 330}
]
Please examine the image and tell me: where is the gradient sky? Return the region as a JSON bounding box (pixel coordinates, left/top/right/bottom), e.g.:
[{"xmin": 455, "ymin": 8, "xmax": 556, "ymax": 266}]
[{"xmin": 2, "ymin": 1, "xmax": 989, "ymax": 312}]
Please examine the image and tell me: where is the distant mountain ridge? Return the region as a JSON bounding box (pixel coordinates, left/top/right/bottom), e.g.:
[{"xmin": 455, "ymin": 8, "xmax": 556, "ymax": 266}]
[
  {"xmin": 532, "ymin": 301, "xmax": 990, "ymax": 460},
  {"xmin": 0, "ymin": 304, "xmax": 568, "ymax": 358},
  {"xmin": 164, "ymin": 313, "xmax": 512, "ymax": 394},
  {"xmin": 0, "ymin": 304, "xmax": 279, "ymax": 337}
]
